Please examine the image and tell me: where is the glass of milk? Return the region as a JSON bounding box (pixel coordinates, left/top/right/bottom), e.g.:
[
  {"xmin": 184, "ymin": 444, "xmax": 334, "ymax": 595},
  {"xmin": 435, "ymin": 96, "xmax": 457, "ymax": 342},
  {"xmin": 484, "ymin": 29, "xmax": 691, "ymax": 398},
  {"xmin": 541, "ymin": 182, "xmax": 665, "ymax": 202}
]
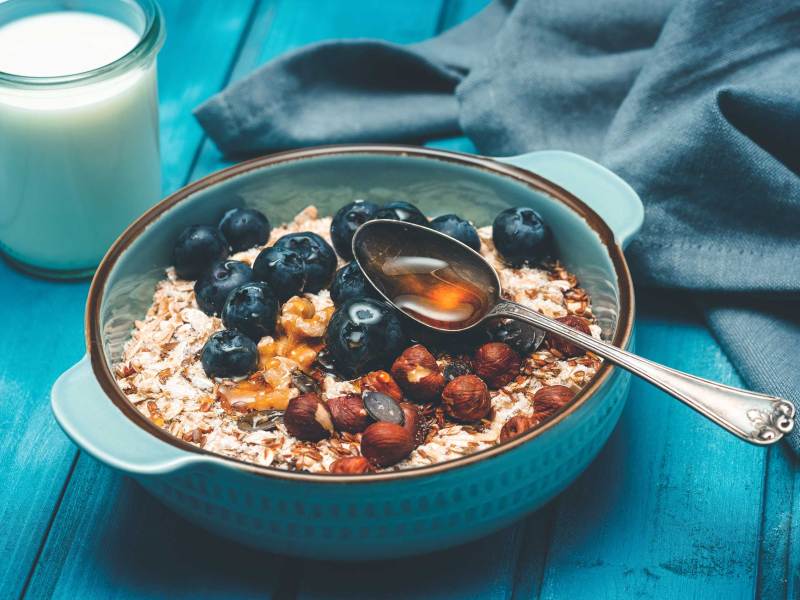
[{"xmin": 0, "ymin": 0, "xmax": 165, "ymax": 278}]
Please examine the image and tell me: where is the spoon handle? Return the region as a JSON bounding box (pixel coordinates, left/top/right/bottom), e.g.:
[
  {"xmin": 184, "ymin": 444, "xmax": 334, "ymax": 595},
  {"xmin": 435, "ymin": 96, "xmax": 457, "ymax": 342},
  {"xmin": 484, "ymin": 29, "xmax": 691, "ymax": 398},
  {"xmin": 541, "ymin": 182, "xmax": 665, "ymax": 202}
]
[{"xmin": 488, "ymin": 300, "xmax": 795, "ymax": 445}]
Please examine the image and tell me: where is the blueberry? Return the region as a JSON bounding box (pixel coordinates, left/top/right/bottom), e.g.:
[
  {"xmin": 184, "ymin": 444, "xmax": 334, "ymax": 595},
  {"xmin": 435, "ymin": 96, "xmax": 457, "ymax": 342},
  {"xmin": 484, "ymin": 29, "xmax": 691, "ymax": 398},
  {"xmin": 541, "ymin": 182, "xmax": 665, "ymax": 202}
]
[
  {"xmin": 374, "ymin": 201, "xmax": 428, "ymax": 225},
  {"xmin": 219, "ymin": 207, "xmax": 271, "ymax": 252},
  {"xmin": 271, "ymin": 232, "xmax": 337, "ymax": 292},
  {"xmin": 201, "ymin": 330, "xmax": 258, "ymax": 378},
  {"xmin": 429, "ymin": 214, "xmax": 481, "ymax": 251},
  {"xmin": 492, "ymin": 207, "xmax": 552, "ymax": 266},
  {"xmin": 221, "ymin": 281, "xmax": 279, "ymax": 342},
  {"xmin": 330, "ymin": 200, "xmax": 379, "ymax": 260},
  {"xmin": 487, "ymin": 319, "xmax": 543, "ymax": 355},
  {"xmin": 330, "ymin": 261, "xmax": 377, "ymax": 305},
  {"xmin": 173, "ymin": 225, "xmax": 228, "ymax": 280},
  {"xmin": 252, "ymin": 246, "xmax": 306, "ymax": 302},
  {"xmin": 194, "ymin": 260, "xmax": 253, "ymax": 315},
  {"xmin": 324, "ymin": 298, "xmax": 407, "ymax": 378}
]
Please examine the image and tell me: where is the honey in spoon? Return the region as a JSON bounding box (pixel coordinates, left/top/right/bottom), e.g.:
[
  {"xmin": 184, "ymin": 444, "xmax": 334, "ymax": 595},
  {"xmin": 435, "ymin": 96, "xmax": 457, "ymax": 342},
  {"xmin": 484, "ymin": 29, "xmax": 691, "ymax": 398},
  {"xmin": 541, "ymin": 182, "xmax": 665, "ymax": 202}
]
[{"xmin": 353, "ymin": 220, "xmax": 498, "ymax": 331}]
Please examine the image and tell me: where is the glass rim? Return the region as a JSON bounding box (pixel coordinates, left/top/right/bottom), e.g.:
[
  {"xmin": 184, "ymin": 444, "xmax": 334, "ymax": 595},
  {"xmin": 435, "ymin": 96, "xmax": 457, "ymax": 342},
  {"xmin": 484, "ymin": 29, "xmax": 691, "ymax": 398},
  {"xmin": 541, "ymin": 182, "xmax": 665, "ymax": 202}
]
[{"xmin": 0, "ymin": 0, "xmax": 165, "ymax": 88}]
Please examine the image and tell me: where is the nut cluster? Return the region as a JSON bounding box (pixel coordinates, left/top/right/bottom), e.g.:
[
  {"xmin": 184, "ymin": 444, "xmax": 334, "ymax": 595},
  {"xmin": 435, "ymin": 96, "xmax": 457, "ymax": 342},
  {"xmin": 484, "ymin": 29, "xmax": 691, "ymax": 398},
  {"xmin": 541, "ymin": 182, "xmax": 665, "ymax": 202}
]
[
  {"xmin": 361, "ymin": 422, "xmax": 415, "ymax": 468},
  {"xmin": 472, "ymin": 342, "xmax": 522, "ymax": 389},
  {"xmin": 442, "ymin": 375, "xmax": 490, "ymax": 422},
  {"xmin": 359, "ymin": 370, "xmax": 403, "ymax": 402},
  {"xmin": 548, "ymin": 315, "xmax": 591, "ymax": 357},
  {"xmin": 281, "ymin": 332, "xmax": 581, "ymax": 472},
  {"xmin": 327, "ymin": 394, "xmax": 371, "ymax": 433},
  {"xmin": 284, "ymin": 393, "xmax": 334, "ymax": 441},
  {"xmin": 390, "ymin": 344, "xmax": 445, "ymax": 401}
]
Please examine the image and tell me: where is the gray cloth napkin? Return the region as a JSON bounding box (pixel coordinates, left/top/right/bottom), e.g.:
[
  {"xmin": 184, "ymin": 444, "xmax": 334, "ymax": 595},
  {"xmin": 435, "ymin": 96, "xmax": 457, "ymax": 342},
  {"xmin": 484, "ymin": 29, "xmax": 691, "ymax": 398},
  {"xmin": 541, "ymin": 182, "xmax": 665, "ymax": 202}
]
[{"xmin": 196, "ymin": 0, "xmax": 800, "ymax": 452}]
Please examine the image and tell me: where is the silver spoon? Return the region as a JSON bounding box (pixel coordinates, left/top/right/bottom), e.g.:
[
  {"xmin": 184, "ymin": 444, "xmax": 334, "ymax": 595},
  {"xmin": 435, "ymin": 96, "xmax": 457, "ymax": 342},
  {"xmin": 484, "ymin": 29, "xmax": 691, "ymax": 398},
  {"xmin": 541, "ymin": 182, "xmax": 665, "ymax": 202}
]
[{"xmin": 352, "ymin": 219, "xmax": 795, "ymax": 445}]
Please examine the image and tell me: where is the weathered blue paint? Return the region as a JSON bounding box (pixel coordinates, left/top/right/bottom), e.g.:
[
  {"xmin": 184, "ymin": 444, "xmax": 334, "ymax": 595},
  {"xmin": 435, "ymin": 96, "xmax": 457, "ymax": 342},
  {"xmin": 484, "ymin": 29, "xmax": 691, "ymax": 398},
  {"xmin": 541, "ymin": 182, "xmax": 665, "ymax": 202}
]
[{"xmin": 0, "ymin": 1, "xmax": 794, "ymax": 598}]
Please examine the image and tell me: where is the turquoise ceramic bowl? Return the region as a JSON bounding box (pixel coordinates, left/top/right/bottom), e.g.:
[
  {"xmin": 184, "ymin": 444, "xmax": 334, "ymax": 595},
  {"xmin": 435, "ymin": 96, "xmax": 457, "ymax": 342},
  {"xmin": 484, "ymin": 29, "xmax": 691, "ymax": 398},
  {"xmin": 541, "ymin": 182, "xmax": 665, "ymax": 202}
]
[{"xmin": 51, "ymin": 145, "xmax": 642, "ymax": 560}]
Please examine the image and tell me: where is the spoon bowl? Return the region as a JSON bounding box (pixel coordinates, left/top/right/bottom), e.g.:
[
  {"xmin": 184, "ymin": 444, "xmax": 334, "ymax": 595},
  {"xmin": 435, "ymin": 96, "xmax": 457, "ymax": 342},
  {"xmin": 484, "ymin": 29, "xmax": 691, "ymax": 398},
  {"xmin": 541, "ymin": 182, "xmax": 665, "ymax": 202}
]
[{"xmin": 353, "ymin": 219, "xmax": 794, "ymax": 445}]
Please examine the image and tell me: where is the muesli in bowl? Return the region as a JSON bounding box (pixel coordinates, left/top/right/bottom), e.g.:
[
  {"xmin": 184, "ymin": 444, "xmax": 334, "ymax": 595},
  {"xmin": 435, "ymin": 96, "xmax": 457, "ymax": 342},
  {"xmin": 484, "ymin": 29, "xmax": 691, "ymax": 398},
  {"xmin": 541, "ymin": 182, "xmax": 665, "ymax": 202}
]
[{"xmin": 114, "ymin": 200, "xmax": 603, "ymax": 474}]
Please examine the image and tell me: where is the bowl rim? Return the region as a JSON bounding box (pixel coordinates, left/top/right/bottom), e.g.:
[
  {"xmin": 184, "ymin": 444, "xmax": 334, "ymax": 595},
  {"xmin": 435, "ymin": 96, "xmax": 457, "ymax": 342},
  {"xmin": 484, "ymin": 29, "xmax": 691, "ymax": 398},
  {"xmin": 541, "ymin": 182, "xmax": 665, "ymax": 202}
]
[{"xmin": 85, "ymin": 144, "xmax": 635, "ymax": 483}]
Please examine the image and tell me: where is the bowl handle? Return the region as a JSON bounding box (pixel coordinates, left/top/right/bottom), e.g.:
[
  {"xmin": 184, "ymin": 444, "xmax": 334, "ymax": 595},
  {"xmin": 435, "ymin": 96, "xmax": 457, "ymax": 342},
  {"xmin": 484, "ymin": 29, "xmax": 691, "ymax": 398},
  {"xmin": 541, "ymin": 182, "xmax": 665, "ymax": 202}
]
[
  {"xmin": 495, "ymin": 150, "xmax": 644, "ymax": 248},
  {"xmin": 51, "ymin": 356, "xmax": 203, "ymax": 475}
]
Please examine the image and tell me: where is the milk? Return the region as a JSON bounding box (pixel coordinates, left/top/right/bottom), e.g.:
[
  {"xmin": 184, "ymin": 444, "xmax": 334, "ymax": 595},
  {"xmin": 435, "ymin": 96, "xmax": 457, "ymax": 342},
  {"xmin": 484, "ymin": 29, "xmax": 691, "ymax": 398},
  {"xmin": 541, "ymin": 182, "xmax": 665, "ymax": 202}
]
[{"xmin": 0, "ymin": 11, "xmax": 161, "ymax": 276}]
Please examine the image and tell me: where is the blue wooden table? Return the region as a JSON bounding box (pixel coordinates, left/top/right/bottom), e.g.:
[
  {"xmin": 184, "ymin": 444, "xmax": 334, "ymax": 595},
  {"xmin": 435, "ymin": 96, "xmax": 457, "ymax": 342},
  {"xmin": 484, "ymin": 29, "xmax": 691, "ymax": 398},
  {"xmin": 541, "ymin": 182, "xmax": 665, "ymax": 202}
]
[{"xmin": 2, "ymin": 1, "xmax": 798, "ymax": 598}]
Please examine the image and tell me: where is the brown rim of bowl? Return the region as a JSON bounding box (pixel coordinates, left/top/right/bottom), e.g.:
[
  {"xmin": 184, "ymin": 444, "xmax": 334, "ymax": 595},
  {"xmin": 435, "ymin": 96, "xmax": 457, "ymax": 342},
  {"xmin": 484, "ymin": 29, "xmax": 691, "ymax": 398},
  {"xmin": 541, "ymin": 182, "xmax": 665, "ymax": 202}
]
[{"xmin": 86, "ymin": 144, "xmax": 635, "ymax": 483}]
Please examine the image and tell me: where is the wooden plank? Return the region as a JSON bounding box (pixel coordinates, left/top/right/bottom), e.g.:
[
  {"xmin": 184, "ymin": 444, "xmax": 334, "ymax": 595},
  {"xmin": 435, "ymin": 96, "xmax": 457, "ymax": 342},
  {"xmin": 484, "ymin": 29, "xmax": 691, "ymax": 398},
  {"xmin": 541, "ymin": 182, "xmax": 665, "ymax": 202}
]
[
  {"xmin": 158, "ymin": 0, "xmax": 261, "ymax": 192},
  {"xmin": 25, "ymin": 456, "xmax": 291, "ymax": 600},
  {"xmin": 190, "ymin": 0, "xmax": 446, "ymax": 180},
  {"xmin": 20, "ymin": 1, "xmax": 257, "ymax": 597},
  {"xmin": 789, "ymin": 466, "xmax": 800, "ymax": 600},
  {"xmin": 0, "ymin": 272, "xmax": 86, "ymax": 598},
  {"xmin": 528, "ymin": 291, "xmax": 769, "ymax": 600},
  {"xmin": 298, "ymin": 526, "xmax": 524, "ymax": 600},
  {"xmin": 756, "ymin": 445, "xmax": 795, "ymax": 599}
]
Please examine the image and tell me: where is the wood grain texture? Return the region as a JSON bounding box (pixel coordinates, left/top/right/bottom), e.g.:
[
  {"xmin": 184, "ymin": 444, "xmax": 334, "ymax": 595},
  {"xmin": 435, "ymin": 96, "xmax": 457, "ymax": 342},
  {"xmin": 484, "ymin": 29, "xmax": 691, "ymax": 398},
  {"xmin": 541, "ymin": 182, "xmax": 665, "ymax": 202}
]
[
  {"xmin": 534, "ymin": 291, "xmax": 770, "ymax": 600},
  {"xmin": 158, "ymin": 0, "xmax": 260, "ymax": 192},
  {"xmin": 0, "ymin": 272, "xmax": 86, "ymax": 598}
]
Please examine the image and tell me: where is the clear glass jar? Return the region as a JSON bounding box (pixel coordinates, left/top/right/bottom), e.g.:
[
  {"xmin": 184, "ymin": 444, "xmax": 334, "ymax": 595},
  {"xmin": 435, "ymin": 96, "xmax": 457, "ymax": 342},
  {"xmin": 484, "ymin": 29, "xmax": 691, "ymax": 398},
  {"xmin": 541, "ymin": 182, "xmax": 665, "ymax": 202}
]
[{"xmin": 0, "ymin": 0, "xmax": 165, "ymax": 278}]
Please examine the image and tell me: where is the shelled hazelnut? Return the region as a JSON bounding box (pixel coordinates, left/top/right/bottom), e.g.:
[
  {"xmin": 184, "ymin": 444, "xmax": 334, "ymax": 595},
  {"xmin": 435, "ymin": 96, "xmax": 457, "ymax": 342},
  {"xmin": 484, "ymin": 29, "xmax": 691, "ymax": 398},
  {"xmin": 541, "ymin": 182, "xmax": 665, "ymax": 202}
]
[
  {"xmin": 329, "ymin": 456, "xmax": 372, "ymax": 474},
  {"xmin": 533, "ymin": 385, "xmax": 574, "ymax": 412},
  {"xmin": 390, "ymin": 344, "xmax": 445, "ymax": 402},
  {"xmin": 399, "ymin": 401, "xmax": 424, "ymax": 446},
  {"xmin": 283, "ymin": 393, "xmax": 334, "ymax": 441},
  {"xmin": 472, "ymin": 342, "xmax": 521, "ymax": 389},
  {"xmin": 360, "ymin": 370, "xmax": 404, "ymax": 403},
  {"xmin": 548, "ymin": 315, "xmax": 591, "ymax": 357},
  {"xmin": 327, "ymin": 394, "xmax": 371, "ymax": 433},
  {"xmin": 499, "ymin": 415, "xmax": 537, "ymax": 443},
  {"xmin": 361, "ymin": 422, "xmax": 415, "ymax": 467},
  {"xmin": 441, "ymin": 375, "xmax": 491, "ymax": 422}
]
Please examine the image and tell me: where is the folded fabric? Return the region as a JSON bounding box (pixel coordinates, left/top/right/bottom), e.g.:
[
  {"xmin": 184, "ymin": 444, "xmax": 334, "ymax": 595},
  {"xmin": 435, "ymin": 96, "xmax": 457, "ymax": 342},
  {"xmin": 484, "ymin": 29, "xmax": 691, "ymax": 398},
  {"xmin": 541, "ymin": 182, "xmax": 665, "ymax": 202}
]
[{"xmin": 196, "ymin": 0, "xmax": 800, "ymax": 452}]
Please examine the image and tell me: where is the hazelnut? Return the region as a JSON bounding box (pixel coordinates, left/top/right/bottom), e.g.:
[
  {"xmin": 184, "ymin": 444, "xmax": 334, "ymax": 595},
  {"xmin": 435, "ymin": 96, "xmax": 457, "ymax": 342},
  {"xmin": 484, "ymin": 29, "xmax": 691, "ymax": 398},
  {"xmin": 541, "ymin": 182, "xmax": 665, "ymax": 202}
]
[
  {"xmin": 390, "ymin": 344, "xmax": 445, "ymax": 402},
  {"xmin": 533, "ymin": 385, "xmax": 574, "ymax": 412},
  {"xmin": 283, "ymin": 393, "xmax": 334, "ymax": 441},
  {"xmin": 499, "ymin": 415, "xmax": 537, "ymax": 443},
  {"xmin": 361, "ymin": 422, "xmax": 415, "ymax": 467},
  {"xmin": 548, "ymin": 315, "xmax": 591, "ymax": 357},
  {"xmin": 472, "ymin": 342, "xmax": 521, "ymax": 389},
  {"xmin": 441, "ymin": 375, "xmax": 491, "ymax": 422},
  {"xmin": 399, "ymin": 401, "xmax": 425, "ymax": 446},
  {"xmin": 360, "ymin": 370, "xmax": 404, "ymax": 403},
  {"xmin": 329, "ymin": 456, "xmax": 372, "ymax": 474},
  {"xmin": 327, "ymin": 394, "xmax": 371, "ymax": 433}
]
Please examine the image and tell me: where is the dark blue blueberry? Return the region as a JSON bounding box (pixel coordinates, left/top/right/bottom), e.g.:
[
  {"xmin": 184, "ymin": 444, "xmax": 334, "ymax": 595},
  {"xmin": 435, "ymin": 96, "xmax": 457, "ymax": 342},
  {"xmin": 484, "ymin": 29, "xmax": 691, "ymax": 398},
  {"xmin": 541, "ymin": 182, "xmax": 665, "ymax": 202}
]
[
  {"xmin": 218, "ymin": 207, "xmax": 271, "ymax": 252},
  {"xmin": 492, "ymin": 207, "xmax": 552, "ymax": 266},
  {"xmin": 201, "ymin": 330, "xmax": 258, "ymax": 378},
  {"xmin": 271, "ymin": 232, "xmax": 337, "ymax": 292},
  {"xmin": 374, "ymin": 201, "xmax": 428, "ymax": 225},
  {"xmin": 487, "ymin": 319, "xmax": 542, "ymax": 355},
  {"xmin": 194, "ymin": 260, "xmax": 253, "ymax": 315},
  {"xmin": 324, "ymin": 298, "xmax": 407, "ymax": 378},
  {"xmin": 221, "ymin": 281, "xmax": 279, "ymax": 342},
  {"xmin": 330, "ymin": 200, "xmax": 379, "ymax": 260},
  {"xmin": 173, "ymin": 225, "xmax": 228, "ymax": 280},
  {"xmin": 252, "ymin": 246, "xmax": 307, "ymax": 302},
  {"xmin": 429, "ymin": 214, "xmax": 481, "ymax": 251},
  {"xmin": 330, "ymin": 261, "xmax": 377, "ymax": 305}
]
